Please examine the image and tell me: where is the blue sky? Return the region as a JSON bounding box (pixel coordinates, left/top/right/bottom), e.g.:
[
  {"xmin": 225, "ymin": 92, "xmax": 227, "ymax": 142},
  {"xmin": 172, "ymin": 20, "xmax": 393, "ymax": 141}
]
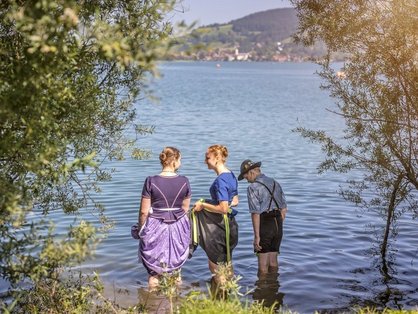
[{"xmin": 169, "ymin": 0, "xmax": 293, "ymax": 26}]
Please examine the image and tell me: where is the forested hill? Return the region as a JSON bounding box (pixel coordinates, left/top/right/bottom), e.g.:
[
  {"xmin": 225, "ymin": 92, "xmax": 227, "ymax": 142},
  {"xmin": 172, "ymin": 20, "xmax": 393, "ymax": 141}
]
[
  {"xmin": 168, "ymin": 7, "xmax": 338, "ymax": 61},
  {"xmin": 229, "ymin": 7, "xmax": 298, "ymax": 43}
]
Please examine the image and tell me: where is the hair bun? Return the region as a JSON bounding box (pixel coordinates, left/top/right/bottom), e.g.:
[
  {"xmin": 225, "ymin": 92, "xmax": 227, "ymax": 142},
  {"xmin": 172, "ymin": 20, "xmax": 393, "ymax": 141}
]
[
  {"xmin": 208, "ymin": 144, "xmax": 228, "ymax": 162},
  {"xmin": 160, "ymin": 152, "xmax": 167, "ymax": 161},
  {"xmin": 221, "ymin": 145, "xmax": 228, "ymax": 158},
  {"xmin": 159, "ymin": 147, "xmax": 181, "ymax": 167}
]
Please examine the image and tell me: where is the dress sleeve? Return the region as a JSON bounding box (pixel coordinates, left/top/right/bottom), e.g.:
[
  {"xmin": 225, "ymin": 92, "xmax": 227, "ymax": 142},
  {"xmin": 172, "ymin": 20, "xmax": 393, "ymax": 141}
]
[
  {"xmin": 232, "ymin": 178, "xmax": 238, "ymax": 197},
  {"xmin": 141, "ymin": 176, "xmax": 151, "ymax": 198},
  {"xmin": 184, "ymin": 177, "xmax": 192, "ymax": 198},
  {"xmin": 214, "ymin": 177, "xmax": 229, "ymax": 202}
]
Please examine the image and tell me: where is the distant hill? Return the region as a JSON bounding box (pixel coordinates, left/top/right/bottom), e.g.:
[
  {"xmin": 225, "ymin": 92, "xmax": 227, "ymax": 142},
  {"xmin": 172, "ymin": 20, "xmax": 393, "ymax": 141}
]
[
  {"xmin": 230, "ymin": 7, "xmax": 298, "ymax": 43},
  {"xmin": 167, "ymin": 8, "xmax": 341, "ymax": 62}
]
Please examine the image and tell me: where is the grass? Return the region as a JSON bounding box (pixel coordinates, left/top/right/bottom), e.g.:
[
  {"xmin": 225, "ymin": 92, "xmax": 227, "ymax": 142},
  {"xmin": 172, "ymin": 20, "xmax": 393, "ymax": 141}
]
[{"xmin": 2, "ymin": 267, "xmax": 418, "ymax": 313}]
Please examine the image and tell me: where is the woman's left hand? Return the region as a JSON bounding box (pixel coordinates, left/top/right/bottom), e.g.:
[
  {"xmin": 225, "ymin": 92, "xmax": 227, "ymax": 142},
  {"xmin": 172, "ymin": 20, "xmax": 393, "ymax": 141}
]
[{"xmin": 193, "ymin": 201, "xmax": 204, "ymax": 211}]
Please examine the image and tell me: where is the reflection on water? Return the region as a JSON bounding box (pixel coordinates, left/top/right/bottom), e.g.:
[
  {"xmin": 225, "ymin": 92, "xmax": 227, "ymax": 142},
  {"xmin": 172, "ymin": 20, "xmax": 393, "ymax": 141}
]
[
  {"xmin": 136, "ymin": 288, "xmax": 175, "ymax": 314},
  {"xmin": 132, "ymin": 271, "xmax": 285, "ymax": 313},
  {"xmin": 344, "ymin": 251, "xmax": 418, "ymax": 311},
  {"xmin": 252, "ymin": 270, "xmax": 284, "ymax": 309}
]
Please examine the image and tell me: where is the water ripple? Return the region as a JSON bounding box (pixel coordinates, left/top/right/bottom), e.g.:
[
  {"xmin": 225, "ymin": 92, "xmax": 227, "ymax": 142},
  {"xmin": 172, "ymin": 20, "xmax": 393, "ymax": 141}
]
[{"xmin": 9, "ymin": 62, "xmax": 417, "ymax": 313}]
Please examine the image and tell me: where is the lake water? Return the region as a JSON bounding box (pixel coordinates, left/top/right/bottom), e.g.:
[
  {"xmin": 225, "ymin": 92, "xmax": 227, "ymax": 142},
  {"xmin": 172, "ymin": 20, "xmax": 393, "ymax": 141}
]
[{"xmin": 30, "ymin": 62, "xmax": 418, "ymax": 312}]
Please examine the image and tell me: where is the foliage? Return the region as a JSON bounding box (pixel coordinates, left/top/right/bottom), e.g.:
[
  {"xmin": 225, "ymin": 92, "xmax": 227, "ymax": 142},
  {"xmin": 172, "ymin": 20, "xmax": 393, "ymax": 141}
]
[
  {"xmin": 178, "ymin": 293, "xmax": 281, "ymax": 314},
  {"xmin": 151, "ymin": 263, "xmax": 284, "ymax": 314},
  {"xmin": 212, "ymin": 262, "xmax": 239, "ymax": 296},
  {"xmin": 4, "ymin": 271, "xmax": 103, "ymax": 313},
  {"xmin": 291, "ymin": 0, "xmax": 418, "ymax": 261},
  {"xmin": 178, "ymin": 263, "xmax": 282, "ymax": 314},
  {"xmin": 155, "ymin": 270, "xmax": 182, "ymax": 314},
  {"xmin": 0, "ymin": 0, "xmax": 175, "ymax": 310},
  {"xmin": 1, "ymin": 271, "xmax": 150, "ymax": 314}
]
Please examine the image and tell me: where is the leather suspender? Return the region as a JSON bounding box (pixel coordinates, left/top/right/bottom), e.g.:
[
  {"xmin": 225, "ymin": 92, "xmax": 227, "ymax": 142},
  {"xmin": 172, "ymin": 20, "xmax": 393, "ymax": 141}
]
[{"xmin": 254, "ymin": 180, "xmax": 281, "ymax": 212}]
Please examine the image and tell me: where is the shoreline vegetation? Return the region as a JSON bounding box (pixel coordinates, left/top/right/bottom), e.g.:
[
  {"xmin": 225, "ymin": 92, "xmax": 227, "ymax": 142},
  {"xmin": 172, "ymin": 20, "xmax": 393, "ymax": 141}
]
[
  {"xmin": 4, "ymin": 265, "xmax": 417, "ymax": 313},
  {"xmin": 99, "ymin": 265, "xmax": 418, "ymax": 314}
]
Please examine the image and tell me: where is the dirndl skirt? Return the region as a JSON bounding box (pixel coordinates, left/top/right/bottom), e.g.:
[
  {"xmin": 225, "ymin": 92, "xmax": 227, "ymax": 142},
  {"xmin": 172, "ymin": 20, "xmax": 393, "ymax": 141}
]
[
  {"xmin": 192, "ymin": 209, "xmax": 238, "ymax": 264},
  {"xmin": 138, "ymin": 208, "xmax": 190, "ymax": 276}
]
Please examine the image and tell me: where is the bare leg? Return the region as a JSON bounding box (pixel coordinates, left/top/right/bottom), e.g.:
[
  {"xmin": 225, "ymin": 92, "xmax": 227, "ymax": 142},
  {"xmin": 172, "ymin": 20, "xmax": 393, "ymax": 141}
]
[
  {"xmin": 257, "ymin": 253, "xmax": 270, "ymax": 275},
  {"xmin": 148, "ymin": 275, "xmax": 159, "ymax": 290},
  {"xmin": 258, "ymin": 252, "xmax": 279, "ymax": 274},
  {"xmin": 208, "ymin": 259, "xmax": 217, "ymax": 275},
  {"xmin": 209, "ymin": 259, "xmax": 227, "ymax": 286},
  {"xmin": 268, "ymin": 252, "xmax": 278, "ymax": 272},
  {"xmin": 209, "ymin": 259, "xmax": 234, "ymax": 287},
  {"xmin": 268, "ymin": 252, "xmax": 278, "ymax": 268},
  {"xmin": 176, "ymin": 273, "xmax": 182, "ymax": 286}
]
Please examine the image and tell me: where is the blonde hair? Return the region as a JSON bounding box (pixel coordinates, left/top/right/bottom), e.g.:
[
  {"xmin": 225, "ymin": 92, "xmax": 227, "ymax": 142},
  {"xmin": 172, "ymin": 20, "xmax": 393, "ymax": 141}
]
[
  {"xmin": 159, "ymin": 147, "xmax": 180, "ymax": 167},
  {"xmin": 207, "ymin": 144, "xmax": 228, "ymax": 163}
]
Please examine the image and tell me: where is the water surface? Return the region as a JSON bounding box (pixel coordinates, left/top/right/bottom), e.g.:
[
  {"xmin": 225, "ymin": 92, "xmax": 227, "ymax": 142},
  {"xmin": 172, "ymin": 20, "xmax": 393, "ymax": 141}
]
[{"xmin": 51, "ymin": 62, "xmax": 418, "ymax": 312}]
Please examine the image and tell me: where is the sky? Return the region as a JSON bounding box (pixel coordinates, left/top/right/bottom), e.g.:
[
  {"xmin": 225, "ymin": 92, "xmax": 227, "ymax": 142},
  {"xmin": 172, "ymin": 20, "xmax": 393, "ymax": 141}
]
[{"xmin": 169, "ymin": 0, "xmax": 293, "ymax": 27}]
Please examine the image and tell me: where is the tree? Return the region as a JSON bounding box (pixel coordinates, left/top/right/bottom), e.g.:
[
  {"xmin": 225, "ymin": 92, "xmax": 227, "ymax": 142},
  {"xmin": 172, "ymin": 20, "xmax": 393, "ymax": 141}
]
[
  {"xmin": 291, "ymin": 0, "xmax": 418, "ymax": 268},
  {"xmin": 0, "ymin": 0, "xmax": 175, "ymax": 310}
]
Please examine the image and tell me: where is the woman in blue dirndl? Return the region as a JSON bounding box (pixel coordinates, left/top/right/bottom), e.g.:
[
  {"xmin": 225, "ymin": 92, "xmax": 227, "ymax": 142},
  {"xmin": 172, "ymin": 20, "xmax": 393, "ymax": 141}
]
[{"xmin": 193, "ymin": 144, "xmax": 239, "ymax": 277}]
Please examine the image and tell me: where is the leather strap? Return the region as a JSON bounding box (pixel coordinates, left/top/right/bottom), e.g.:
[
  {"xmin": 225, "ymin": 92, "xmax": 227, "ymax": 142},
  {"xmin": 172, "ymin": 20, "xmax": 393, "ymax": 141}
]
[{"xmin": 255, "ymin": 180, "xmax": 281, "ymax": 212}]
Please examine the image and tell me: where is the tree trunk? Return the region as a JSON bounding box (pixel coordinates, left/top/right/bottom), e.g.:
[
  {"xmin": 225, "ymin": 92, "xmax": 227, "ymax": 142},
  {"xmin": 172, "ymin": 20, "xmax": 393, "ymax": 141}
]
[{"xmin": 381, "ymin": 175, "xmax": 402, "ymax": 261}]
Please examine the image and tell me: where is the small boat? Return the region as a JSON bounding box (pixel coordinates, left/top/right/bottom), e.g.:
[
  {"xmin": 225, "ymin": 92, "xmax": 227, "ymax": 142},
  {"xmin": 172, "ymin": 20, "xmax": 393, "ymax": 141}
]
[{"xmin": 336, "ymin": 71, "xmax": 346, "ymax": 79}]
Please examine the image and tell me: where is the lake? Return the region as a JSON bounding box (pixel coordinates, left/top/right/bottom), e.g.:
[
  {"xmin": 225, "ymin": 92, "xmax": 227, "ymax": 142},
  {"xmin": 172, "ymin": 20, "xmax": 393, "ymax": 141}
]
[{"xmin": 40, "ymin": 62, "xmax": 418, "ymax": 312}]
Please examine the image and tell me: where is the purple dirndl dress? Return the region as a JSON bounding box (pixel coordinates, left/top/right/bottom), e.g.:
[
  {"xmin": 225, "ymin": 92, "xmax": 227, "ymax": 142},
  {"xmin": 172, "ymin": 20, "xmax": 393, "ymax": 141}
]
[{"xmin": 138, "ymin": 175, "xmax": 191, "ymax": 276}]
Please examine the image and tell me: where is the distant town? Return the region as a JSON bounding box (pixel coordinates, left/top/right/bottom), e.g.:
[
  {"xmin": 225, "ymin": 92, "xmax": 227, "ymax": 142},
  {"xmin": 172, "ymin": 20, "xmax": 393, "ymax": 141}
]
[
  {"xmin": 167, "ymin": 46, "xmax": 314, "ymax": 63},
  {"xmin": 165, "ymin": 8, "xmax": 344, "ymax": 62}
]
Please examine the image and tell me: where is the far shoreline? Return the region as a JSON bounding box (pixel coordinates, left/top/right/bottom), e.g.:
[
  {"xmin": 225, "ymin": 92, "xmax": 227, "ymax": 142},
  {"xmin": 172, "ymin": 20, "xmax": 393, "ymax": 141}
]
[{"xmin": 157, "ymin": 59, "xmax": 346, "ymax": 64}]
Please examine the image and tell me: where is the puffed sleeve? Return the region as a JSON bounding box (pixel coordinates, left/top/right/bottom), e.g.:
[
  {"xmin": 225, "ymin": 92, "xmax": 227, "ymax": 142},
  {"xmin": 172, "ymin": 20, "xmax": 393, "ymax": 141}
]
[
  {"xmin": 184, "ymin": 177, "xmax": 192, "ymax": 198},
  {"xmin": 231, "ymin": 175, "xmax": 238, "ymax": 198},
  {"xmin": 141, "ymin": 176, "xmax": 152, "ymax": 198},
  {"xmin": 215, "ymin": 177, "xmax": 229, "ymax": 202}
]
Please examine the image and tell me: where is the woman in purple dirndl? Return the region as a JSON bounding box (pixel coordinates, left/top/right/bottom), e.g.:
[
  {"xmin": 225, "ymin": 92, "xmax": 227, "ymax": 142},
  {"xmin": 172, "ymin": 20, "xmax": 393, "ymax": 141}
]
[{"xmin": 135, "ymin": 147, "xmax": 191, "ymax": 288}]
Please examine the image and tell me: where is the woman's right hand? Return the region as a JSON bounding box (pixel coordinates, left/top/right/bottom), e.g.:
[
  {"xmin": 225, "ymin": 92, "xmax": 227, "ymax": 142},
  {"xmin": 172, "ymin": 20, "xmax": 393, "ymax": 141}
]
[{"xmin": 230, "ymin": 195, "xmax": 239, "ymax": 207}]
